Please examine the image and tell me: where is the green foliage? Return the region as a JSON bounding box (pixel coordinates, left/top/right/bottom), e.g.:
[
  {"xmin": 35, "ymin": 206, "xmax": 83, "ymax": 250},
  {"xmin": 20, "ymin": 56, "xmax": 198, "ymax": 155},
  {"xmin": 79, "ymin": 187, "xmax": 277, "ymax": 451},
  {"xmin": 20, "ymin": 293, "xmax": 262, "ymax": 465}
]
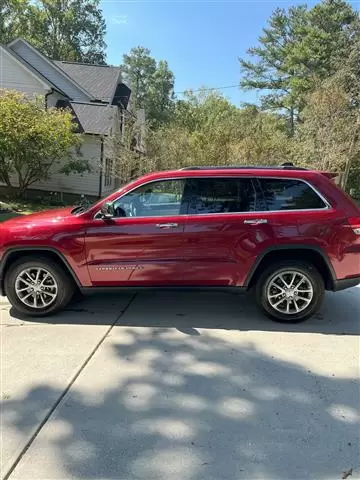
[
  {"xmin": 0, "ymin": 0, "xmax": 30, "ymax": 44},
  {"xmin": 239, "ymin": 0, "xmax": 360, "ymax": 132},
  {"xmin": 0, "ymin": 90, "xmax": 88, "ymax": 195},
  {"xmin": 231, "ymin": 107, "xmax": 291, "ymax": 165},
  {"xmin": 122, "ymin": 47, "xmax": 175, "ymax": 126},
  {"xmin": 0, "ymin": 0, "xmax": 106, "ymax": 63},
  {"xmin": 172, "ymin": 90, "xmax": 239, "ymax": 132},
  {"xmin": 145, "ymin": 91, "xmax": 290, "ymax": 171},
  {"xmin": 291, "ymin": 44, "xmax": 360, "ymax": 190},
  {"xmin": 292, "ymin": 81, "xmax": 356, "ymax": 168}
]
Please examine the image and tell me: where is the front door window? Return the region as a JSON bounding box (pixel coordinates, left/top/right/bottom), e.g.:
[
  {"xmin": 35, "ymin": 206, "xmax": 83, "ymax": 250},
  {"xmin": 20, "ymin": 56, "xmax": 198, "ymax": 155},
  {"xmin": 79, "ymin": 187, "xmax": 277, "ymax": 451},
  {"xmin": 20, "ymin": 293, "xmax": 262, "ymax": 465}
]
[{"xmin": 113, "ymin": 179, "xmax": 186, "ymax": 217}]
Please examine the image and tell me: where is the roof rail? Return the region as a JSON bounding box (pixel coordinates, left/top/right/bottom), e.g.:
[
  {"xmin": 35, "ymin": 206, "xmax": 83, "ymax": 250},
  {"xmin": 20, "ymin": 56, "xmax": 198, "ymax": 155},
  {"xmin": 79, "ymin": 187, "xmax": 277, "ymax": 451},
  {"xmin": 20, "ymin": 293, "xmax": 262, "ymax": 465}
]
[{"xmin": 180, "ymin": 165, "xmax": 308, "ymax": 171}]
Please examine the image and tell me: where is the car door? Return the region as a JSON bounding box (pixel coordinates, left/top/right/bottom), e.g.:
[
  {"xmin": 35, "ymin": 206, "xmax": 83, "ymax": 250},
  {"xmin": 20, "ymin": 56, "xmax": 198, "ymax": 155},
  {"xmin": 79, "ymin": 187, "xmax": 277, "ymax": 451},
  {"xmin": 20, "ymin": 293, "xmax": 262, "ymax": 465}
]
[
  {"xmin": 85, "ymin": 178, "xmax": 187, "ymax": 286},
  {"xmin": 181, "ymin": 176, "xmax": 276, "ymax": 286}
]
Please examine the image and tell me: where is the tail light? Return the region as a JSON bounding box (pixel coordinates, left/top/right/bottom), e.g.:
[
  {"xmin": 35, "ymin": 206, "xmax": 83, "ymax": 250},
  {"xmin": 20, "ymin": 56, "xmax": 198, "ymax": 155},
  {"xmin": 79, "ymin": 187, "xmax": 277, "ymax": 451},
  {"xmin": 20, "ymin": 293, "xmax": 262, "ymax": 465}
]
[
  {"xmin": 321, "ymin": 172, "xmax": 341, "ymax": 184},
  {"xmin": 321, "ymin": 172, "xmax": 339, "ymax": 179},
  {"xmin": 348, "ymin": 217, "xmax": 360, "ymax": 235}
]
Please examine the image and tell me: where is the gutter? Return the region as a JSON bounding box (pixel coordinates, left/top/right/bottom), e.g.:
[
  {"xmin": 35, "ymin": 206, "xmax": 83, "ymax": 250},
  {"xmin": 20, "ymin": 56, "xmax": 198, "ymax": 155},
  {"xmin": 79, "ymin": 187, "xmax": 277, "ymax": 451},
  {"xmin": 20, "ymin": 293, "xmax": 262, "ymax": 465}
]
[
  {"xmin": 44, "ymin": 88, "xmax": 54, "ymax": 109},
  {"xmin": 98, "ymin": 137, "xmax": 104, "ymax": 198}
]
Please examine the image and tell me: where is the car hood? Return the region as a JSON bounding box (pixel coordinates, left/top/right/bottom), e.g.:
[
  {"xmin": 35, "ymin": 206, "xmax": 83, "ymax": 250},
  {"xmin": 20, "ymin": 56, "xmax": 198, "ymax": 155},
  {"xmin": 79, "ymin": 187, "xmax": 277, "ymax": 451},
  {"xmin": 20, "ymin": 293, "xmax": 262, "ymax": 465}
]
[{"xmin": 1, "ymin": 207, "xmax": 75, "ymax": 228}]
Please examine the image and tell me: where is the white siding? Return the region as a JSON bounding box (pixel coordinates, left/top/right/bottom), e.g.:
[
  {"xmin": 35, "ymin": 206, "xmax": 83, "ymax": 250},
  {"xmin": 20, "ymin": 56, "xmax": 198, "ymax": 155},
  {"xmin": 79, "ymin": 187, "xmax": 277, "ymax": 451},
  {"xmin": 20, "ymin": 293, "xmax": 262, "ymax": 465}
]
[
  {"xmin": 46, "ymin": 90, "xmax": 68, "ymax": 107},
  {"xmin": 9, "ymin": 40, "xmax": 90, "ymax": 101},
  {"xmin": 2, "ymin": 136, "xmax": 102, "ymax": 197},
  {"xmin": 0, "ymin": 47, "xmax": 48, "ymax": 95}
]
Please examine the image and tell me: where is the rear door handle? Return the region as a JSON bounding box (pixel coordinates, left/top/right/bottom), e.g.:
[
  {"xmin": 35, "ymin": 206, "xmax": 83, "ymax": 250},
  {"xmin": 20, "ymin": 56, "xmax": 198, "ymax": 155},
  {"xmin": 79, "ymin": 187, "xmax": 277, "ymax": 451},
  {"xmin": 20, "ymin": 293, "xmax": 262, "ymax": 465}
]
[
  {"xmin": 244, "ymin": 219, "xmax": 268, "ymax": 225},
  {"xmin": 156, "ymin": 222, "xmax": 179, "ymax": 229}
]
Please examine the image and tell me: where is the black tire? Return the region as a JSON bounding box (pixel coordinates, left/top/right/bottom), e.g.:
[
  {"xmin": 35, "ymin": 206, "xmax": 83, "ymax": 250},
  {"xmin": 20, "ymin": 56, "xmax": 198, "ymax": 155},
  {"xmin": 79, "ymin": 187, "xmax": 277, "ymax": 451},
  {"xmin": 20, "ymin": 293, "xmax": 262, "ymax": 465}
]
[
  {"xmin": 255, "ymin": 260, "xmax": 324, "ymax": 323},
  {"xmin": 5, "ymin": 256, "xmax": 75, "ymax": 316}
]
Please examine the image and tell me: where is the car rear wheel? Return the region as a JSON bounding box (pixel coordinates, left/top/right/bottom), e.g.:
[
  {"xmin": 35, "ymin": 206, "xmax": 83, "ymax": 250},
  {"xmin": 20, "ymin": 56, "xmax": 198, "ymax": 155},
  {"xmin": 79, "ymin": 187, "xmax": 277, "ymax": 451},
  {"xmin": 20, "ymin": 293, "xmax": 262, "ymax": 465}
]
[
  {"xmin": 5, "ymin": 257, "xmax": 75, "ymax": 316},
  {"xmin": 255, "ymin": 261, "xmax": 324, "ymax": 323}
]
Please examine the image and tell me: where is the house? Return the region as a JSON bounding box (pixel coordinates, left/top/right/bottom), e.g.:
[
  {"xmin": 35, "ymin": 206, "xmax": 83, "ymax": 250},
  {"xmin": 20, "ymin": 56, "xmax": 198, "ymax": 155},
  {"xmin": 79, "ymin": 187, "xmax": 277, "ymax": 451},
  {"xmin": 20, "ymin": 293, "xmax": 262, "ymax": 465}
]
[{"xmin": 0, "ymin": 38, "xmax": 136, "ymax": 198}]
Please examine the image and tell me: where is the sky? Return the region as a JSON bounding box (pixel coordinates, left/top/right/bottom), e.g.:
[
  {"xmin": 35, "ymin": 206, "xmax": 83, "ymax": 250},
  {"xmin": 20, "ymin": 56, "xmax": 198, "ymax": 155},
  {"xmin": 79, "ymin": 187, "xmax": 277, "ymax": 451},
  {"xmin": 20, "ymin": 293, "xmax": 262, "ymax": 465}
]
[{"xmin": 100, "ymin": 0, "xmax": 359, "ymax": 106}]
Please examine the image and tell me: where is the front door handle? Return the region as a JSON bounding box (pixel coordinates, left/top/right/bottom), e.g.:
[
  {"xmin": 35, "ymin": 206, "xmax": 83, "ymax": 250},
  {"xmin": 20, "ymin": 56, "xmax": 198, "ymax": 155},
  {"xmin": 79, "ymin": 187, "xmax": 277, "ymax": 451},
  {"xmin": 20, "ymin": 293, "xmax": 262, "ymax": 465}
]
[
  {"xmin": 244, "ymin": 219, "xmax": 268, "ymax": 225},
  {"xmin": 156, "ymin": 222, "xmax": 179, "ymax": 229}
]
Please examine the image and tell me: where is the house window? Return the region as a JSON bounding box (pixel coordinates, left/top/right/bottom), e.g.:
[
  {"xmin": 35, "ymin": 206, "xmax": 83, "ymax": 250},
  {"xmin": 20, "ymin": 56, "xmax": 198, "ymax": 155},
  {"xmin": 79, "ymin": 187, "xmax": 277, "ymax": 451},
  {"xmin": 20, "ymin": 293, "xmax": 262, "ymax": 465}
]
[{"xmin": 104, "ymin": 158, "xmax": 113, "ymax": 187}]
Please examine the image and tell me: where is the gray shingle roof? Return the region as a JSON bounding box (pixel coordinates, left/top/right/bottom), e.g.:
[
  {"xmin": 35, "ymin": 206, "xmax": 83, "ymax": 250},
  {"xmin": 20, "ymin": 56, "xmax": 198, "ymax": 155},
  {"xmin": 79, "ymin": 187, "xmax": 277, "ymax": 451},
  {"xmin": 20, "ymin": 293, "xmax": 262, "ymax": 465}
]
[
  {"xmin": 1, "ymin": 44, "xmax": 67, "ymax": 95},
  {"xmin": 54, "ymin": 61, "xmax": 121, "ymax": 103},
  {"xmin": 70, "ymin": 102, "xmax": 115, "ymax": 135}
]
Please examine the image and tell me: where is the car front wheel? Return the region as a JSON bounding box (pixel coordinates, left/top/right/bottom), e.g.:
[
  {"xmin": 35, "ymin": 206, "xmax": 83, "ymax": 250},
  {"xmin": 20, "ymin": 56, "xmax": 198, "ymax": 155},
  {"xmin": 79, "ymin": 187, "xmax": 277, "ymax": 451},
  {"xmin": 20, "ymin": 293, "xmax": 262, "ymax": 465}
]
[
  {"xmin": 255, "ymin": 261, "xmax": 325, "ymax": 323},
  {"xmin": 5, "ymin": 256, "xmax": 75, "ymax": 316}
]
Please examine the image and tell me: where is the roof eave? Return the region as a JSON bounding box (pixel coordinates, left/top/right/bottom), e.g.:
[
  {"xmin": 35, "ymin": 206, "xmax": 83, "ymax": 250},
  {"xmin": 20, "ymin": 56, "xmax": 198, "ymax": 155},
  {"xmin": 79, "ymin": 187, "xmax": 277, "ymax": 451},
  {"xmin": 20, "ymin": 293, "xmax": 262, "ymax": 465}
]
[
  {"xmin": 7, "ymin": 38, "xmax": 95, "ymax": 101},
  {"xmin": 0, "ymin": 44, "xmax": 52, "ymax": 91}
]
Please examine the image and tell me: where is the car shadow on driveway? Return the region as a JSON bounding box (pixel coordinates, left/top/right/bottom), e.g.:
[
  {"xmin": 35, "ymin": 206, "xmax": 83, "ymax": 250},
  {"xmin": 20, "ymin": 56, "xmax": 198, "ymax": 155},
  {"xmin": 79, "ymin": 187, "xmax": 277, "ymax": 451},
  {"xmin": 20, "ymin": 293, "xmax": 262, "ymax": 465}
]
[
  {"xmin": 9, "ymin": 286, "xmax": 360, "ymax": 335},
  {"xmin": 2, "ymin": 323, "xmax": 359, "ymax": 479}
]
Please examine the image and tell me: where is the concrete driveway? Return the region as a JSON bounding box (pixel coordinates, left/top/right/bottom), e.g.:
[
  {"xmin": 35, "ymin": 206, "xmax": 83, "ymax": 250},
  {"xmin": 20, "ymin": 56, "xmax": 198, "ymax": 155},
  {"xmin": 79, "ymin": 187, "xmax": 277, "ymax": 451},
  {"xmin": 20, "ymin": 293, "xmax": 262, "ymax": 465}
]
[{"xmin": 1, "ymin": 287, "xmax": 359, "ymax": 480}]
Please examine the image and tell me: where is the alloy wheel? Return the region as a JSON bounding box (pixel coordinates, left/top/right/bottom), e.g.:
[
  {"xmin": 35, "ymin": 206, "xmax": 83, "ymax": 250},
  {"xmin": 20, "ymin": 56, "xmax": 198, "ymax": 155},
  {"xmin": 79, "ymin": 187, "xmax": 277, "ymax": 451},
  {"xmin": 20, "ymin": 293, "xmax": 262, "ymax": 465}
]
[
  {"xmin": 15, "ymin": 267, "xmax": 58, "ymax": 309},
  {"xmin": 266, "ymin": 270, "xmax": 314, "ymax": 315}
]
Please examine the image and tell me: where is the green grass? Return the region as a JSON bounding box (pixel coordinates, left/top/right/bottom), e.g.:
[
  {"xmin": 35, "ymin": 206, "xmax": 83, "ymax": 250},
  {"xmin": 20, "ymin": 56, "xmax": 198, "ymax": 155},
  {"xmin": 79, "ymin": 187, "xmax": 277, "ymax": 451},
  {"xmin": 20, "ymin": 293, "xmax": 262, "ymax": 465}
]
[
  {"xmin": 4, "ymin": 199, "xmax": 67, "ymax": 214},
  {"xmin": 0, "ymin": 212, "xmax": 21, "ymax": 222},
  {"xmin": 0, "ymin": 196, "xmax": 70, "ymax": 223}
]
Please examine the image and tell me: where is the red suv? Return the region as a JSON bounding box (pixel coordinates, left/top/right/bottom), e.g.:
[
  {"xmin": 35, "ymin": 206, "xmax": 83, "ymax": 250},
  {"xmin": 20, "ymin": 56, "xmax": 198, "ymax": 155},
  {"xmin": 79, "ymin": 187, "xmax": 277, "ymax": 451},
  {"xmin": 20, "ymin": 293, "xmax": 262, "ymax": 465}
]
[{"xmin": 0, "ymin": 166, "xmax": 359, "ymax": 322}]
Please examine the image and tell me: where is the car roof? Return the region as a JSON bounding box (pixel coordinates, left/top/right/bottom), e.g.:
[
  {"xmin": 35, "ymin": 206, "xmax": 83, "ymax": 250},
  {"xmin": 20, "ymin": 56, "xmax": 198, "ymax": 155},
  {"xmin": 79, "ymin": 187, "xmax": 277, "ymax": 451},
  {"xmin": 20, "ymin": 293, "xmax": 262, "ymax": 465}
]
[
  {"xmin": 134, "ymin": 166, "xmax": 323, "ymax": 184},
  {"xmin": 179, "ymin": 165, "xmax": 308, "ymax": 171}
]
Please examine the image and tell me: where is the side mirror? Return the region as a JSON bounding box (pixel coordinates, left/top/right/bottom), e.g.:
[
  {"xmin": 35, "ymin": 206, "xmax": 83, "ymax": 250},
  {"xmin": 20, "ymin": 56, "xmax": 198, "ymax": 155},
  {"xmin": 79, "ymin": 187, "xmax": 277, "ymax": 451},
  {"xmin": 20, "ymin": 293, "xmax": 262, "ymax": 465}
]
[{"xmin": 100, "ymin": 202, "xmax": 114, "ymax": 219}]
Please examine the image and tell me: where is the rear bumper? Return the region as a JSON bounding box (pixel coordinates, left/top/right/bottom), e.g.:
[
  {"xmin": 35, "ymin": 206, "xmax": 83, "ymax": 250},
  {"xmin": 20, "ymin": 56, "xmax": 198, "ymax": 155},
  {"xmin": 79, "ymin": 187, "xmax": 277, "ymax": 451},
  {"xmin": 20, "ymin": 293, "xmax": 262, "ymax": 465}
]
[{"xmin": 332, "ymin": 276, "xmax": 360, "ymax": 292}]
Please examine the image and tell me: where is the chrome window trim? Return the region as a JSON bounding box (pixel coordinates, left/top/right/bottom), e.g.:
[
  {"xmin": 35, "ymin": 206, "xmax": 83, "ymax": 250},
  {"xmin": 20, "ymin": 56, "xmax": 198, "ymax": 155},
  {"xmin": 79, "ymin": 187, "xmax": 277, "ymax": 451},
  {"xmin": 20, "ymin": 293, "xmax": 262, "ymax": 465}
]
[{"xmin": 93, "ymin": 176, "xmax": 331, "ymax": 220}]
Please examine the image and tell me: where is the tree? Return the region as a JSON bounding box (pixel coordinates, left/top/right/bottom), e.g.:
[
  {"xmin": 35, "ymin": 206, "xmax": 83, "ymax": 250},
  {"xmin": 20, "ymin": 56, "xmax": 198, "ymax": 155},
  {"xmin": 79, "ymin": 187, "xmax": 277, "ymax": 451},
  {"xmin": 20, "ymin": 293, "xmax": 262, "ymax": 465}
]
[
  {"xmin": 240, "ymin": 5, "xmax": 307, "ymax": 134},
  {"xmin": 0, "ymin": 0, "xmax": 30, "ymax": 44},
  {"xmin": 239, "ymin": 0, "xmax": 360, "ymax": 133},
  {"xmin": 122, "ymin": 47, "xmax": 175, "ymax": 126},
  {"xmin": 0, "ymin": 0, "xmax": 106, "ymax": 64},
  {"xmin": 292, "ymin": 78, "xmax": 360, "ymax": 190},
  {"xmin": 32, "ymin": 0, "xmax": 106, "ymax": 63},
  {"xmin": 331, "ymin": 42, "xmax": 360, "ymax": 191},
  {"xmin": 172, "ymin": 90, "xmax": 239, "ymax": 132},
  {"xmin": 145, "ymin": 91, "xmax": 290, "ymax": 171},
  {"xmin": 110, "ymin": 113, "xmax": 154, "ymax": 185},
  {"xmin": 0, "ymin": 90, "xmax": 89, "ymax": 195},
  {"xmin": 231, "ymin": 106, "xmax": 291, "ymax": 165}
]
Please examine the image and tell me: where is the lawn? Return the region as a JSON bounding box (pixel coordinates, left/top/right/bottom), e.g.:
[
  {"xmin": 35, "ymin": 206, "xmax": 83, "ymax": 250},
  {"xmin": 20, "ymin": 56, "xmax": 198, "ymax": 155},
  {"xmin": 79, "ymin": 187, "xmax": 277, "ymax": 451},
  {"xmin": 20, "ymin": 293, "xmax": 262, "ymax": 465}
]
[
  {"xmin": 0, "ymin": 197, "xmax": 70, "ymax": 223},
  {"xmin": 0, "ymin": 212, "xmax": 21, "ymax": 222},
  {"xmin": 3, "ymin": 198, "xmax": 68, "ymax": 214}
]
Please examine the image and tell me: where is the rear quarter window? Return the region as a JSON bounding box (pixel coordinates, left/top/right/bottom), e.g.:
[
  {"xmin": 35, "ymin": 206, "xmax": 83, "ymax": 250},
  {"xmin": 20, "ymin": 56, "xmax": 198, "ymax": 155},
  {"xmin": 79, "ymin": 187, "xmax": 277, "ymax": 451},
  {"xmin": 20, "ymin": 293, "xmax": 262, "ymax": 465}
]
[{"xmin": 258, "ymin": 178, "xmax": 327, "ymax": 211}]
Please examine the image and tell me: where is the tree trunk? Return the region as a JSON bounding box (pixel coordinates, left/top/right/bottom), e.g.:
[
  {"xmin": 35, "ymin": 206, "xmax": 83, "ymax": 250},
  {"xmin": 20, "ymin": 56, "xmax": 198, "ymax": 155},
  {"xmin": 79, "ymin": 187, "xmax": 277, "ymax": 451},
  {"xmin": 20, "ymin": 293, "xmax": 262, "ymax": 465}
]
[
  {"xmin": 342, "ymin": 116, "xmax": 360, "ymax": 190},
  {"xmin": 0, "ymin": 164, "xmax": 12, "ymax": 189},
  {"xmin": 289, "ymin": 106, "xmax": 295, "ymax": 137}
]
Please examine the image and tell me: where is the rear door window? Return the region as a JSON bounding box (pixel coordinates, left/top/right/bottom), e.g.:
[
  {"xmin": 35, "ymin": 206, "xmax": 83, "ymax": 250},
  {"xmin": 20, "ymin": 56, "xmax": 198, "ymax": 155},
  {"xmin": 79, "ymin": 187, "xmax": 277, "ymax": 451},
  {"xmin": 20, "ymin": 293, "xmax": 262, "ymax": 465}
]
[
  {"xmin": 258, "ymin": 178, "xmax": 327, "ymax": 211},
  {"xmin": 182, "ymin": 178, "xmax": 257, "ymax": 214}
]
